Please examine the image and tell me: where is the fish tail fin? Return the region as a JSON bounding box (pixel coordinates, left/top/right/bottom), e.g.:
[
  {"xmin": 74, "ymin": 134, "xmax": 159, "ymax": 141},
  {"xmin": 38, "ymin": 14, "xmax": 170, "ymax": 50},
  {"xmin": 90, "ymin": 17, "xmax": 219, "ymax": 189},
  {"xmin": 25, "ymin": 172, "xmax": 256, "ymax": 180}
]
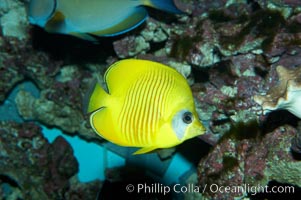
[
  {"xmin": 144, "ymin": 0, "xmax": 183, "ymax": 14},
  {"xmin": 85, "ymin": 77, "xmax": 110, "ymax": 113}
]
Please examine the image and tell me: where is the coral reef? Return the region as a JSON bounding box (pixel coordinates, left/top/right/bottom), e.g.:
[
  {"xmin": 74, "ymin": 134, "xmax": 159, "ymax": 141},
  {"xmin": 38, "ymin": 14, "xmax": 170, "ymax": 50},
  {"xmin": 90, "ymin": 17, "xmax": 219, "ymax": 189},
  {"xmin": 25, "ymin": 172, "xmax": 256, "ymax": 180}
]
[
  {"xmin": 0, "ymin": 121, "xmax": 100, "ymax": 199},
  {"xmin": 15, "ymin": 88, "xmax": 97, "ymax": 140},
  {"xmin": 198, "ymin": 123, "xmax": 301, "ymax": 199},
  {"xmin": 291, "ymin": 122, "xmax": 301, "ymax": 153}
]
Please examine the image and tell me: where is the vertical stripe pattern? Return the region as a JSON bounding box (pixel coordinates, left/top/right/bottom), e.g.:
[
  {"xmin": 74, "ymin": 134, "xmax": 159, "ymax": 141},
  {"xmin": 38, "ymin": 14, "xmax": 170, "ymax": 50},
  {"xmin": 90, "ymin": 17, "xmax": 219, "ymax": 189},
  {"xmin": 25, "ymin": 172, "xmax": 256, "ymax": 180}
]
[{"xmin": 118, "ymin": 67, "xmax": 175, "ymax": 146}]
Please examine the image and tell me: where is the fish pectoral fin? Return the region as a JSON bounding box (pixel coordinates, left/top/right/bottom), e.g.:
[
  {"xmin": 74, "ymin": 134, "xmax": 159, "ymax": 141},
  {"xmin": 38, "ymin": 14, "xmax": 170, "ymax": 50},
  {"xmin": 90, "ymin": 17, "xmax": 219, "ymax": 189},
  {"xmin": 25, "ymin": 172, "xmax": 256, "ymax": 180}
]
[
  {"xmin": 45, "ymin": 11, "xmax": 65, "ymax": 33},
  {"xmin": 133, "ymin": 146, "xmax": 158, "ymax": 155}
]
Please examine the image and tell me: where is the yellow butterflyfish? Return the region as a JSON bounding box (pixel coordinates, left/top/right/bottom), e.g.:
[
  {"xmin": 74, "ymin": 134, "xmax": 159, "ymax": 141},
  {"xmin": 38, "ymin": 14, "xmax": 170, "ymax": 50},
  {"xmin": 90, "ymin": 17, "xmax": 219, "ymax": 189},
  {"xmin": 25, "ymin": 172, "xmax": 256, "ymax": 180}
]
[
  {"xmin": 87, "ymin": 59, "xmax": 205, "ymax": 154},
  {"xmin": 28, "ymin": 0, "xmax": 182, "ymax": 41}
]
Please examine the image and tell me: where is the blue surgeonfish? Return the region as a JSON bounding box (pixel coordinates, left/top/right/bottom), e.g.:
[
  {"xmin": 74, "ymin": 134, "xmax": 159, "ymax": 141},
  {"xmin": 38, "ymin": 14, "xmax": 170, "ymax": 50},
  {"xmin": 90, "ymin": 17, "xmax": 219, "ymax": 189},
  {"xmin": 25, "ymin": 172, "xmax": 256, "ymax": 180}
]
[{"xmin": 28, "ymin": 0, "xmax": 182, "ymax": 41}]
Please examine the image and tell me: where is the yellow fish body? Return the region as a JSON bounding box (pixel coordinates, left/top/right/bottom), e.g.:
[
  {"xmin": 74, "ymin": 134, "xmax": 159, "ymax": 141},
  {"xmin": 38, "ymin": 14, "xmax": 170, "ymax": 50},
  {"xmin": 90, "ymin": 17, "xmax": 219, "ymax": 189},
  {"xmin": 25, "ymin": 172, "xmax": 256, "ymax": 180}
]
[
  {"xmin": 87, "ymin": 59, "xmax": 205, "ymax": 154},
  {"xmin": 28, "ymin": 0, "xmax": 182, "ymax": 41}
]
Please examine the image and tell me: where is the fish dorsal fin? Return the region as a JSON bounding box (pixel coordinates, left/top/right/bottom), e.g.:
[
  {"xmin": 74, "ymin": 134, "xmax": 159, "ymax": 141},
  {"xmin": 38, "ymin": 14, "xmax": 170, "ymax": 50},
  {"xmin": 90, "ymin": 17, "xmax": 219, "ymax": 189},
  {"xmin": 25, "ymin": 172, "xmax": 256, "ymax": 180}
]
[
  {"xmin": 45, "ymin": 11, "xmax": 66, "ymax": 32},
  {"xmin": 90, "ymin": 7, "xmax": 147, "ymax": 37},
  {"xmin": 104, "ymin": 59, "xmax": 177, "ymax": 95},
  {"xmin": 133, "ymin": 146, "xmax": 157, "ymax": 155},
  {"xmin": 104, "ymin": 59, "xmax": 146, "ymax": 95}
]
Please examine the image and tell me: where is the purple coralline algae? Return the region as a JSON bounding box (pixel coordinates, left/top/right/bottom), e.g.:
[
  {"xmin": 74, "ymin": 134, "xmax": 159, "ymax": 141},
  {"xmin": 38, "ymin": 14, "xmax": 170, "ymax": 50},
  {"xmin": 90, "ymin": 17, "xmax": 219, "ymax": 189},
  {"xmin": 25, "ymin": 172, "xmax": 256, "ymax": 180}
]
[
  {"xmin": 198, "ymin": 123, "xmax": 301, "ymax": 199},
  {"xmin": 0, "ymin": 121, "xmax": 100, "ymax": 199}
]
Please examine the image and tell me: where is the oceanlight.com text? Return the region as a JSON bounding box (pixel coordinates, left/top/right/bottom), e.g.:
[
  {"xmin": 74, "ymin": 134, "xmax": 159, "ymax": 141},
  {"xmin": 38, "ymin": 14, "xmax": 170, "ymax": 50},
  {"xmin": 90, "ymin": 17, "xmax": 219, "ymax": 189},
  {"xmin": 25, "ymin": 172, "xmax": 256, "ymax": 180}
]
[
  {"xmin": 125, "ymin": 183, "xmax": 295, "ymax": 196},
  {"xmin": 207, "ymin": 183, "xmax": 295, "ymax": 196}
]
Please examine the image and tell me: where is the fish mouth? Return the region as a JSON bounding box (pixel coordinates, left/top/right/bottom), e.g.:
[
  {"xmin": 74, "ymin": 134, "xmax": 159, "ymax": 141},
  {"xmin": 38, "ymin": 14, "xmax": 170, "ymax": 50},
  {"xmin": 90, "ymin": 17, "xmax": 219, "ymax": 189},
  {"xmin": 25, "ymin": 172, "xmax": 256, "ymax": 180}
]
[{"xmin": 186, "ymin": 120, "xmax": 206, "ymax": 140}]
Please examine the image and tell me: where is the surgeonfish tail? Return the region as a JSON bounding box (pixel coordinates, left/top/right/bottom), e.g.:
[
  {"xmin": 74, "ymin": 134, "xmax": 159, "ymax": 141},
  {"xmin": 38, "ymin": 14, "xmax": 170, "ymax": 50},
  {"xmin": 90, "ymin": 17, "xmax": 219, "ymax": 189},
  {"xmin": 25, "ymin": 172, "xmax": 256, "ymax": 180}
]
[
  {"xmin": 86, "ymin": 81, "xmax": 109, "ymax": 114},
  {"xmin": 144, "ymin": 0, "xmax": 183, "ymax": 14}
]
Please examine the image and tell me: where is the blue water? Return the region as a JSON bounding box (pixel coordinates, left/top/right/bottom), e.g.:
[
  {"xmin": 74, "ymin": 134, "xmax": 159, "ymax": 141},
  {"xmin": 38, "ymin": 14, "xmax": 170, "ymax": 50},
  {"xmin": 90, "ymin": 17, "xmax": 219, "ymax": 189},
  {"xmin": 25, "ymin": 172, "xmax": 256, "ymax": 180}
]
[
  {"xmin": 41, "ymin": 125, "xmax": 195, "ymax": 184},
  {"xmin": 0, "ymin": 81, "xmax": 39, "ymax": 122},
  {"xmin": 41, "ymin": 126, "xmax": 125, "ymax": 182}
]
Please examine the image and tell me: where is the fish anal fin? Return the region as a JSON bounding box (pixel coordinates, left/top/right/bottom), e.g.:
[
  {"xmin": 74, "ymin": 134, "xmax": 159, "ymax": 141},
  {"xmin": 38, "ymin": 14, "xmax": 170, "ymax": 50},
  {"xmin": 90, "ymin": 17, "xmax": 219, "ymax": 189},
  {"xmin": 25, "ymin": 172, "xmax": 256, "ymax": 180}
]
[
  {"xmin": 133, "ymin": 146, "xmax": 157, "ymax": 155},
  {"xmin": 69, "ymin": 32, "xmax": 99, "ymax": 42}
]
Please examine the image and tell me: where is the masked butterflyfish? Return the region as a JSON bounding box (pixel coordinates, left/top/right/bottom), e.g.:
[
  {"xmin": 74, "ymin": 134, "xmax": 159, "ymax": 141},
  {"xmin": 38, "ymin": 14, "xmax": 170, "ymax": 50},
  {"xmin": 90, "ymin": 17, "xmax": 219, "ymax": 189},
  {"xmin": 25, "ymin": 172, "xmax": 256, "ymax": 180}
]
[
  {"xmin": 28, "ymin": 0, "xmax": 183, "ymax": 41},
  {"xmin": 86, "ymin": 59, "xmax": 206, "ymax": 155}
]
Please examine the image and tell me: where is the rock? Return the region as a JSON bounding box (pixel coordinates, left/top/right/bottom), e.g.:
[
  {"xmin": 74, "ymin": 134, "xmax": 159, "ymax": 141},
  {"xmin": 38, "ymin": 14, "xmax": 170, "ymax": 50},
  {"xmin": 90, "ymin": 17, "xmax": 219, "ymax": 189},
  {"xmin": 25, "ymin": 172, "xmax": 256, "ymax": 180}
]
[{"xmin": 0, "ymin": 121, "xmax": 100, "ymax": 199}]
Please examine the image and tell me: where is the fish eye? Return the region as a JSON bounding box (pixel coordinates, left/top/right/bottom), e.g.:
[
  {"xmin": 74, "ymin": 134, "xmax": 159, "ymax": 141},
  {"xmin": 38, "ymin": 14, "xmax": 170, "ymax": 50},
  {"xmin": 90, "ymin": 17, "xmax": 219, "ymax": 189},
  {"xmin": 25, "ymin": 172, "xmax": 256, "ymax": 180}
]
[{"xmin": 182, "ymin": 112, "xmax": 193, "ymax": 124}]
